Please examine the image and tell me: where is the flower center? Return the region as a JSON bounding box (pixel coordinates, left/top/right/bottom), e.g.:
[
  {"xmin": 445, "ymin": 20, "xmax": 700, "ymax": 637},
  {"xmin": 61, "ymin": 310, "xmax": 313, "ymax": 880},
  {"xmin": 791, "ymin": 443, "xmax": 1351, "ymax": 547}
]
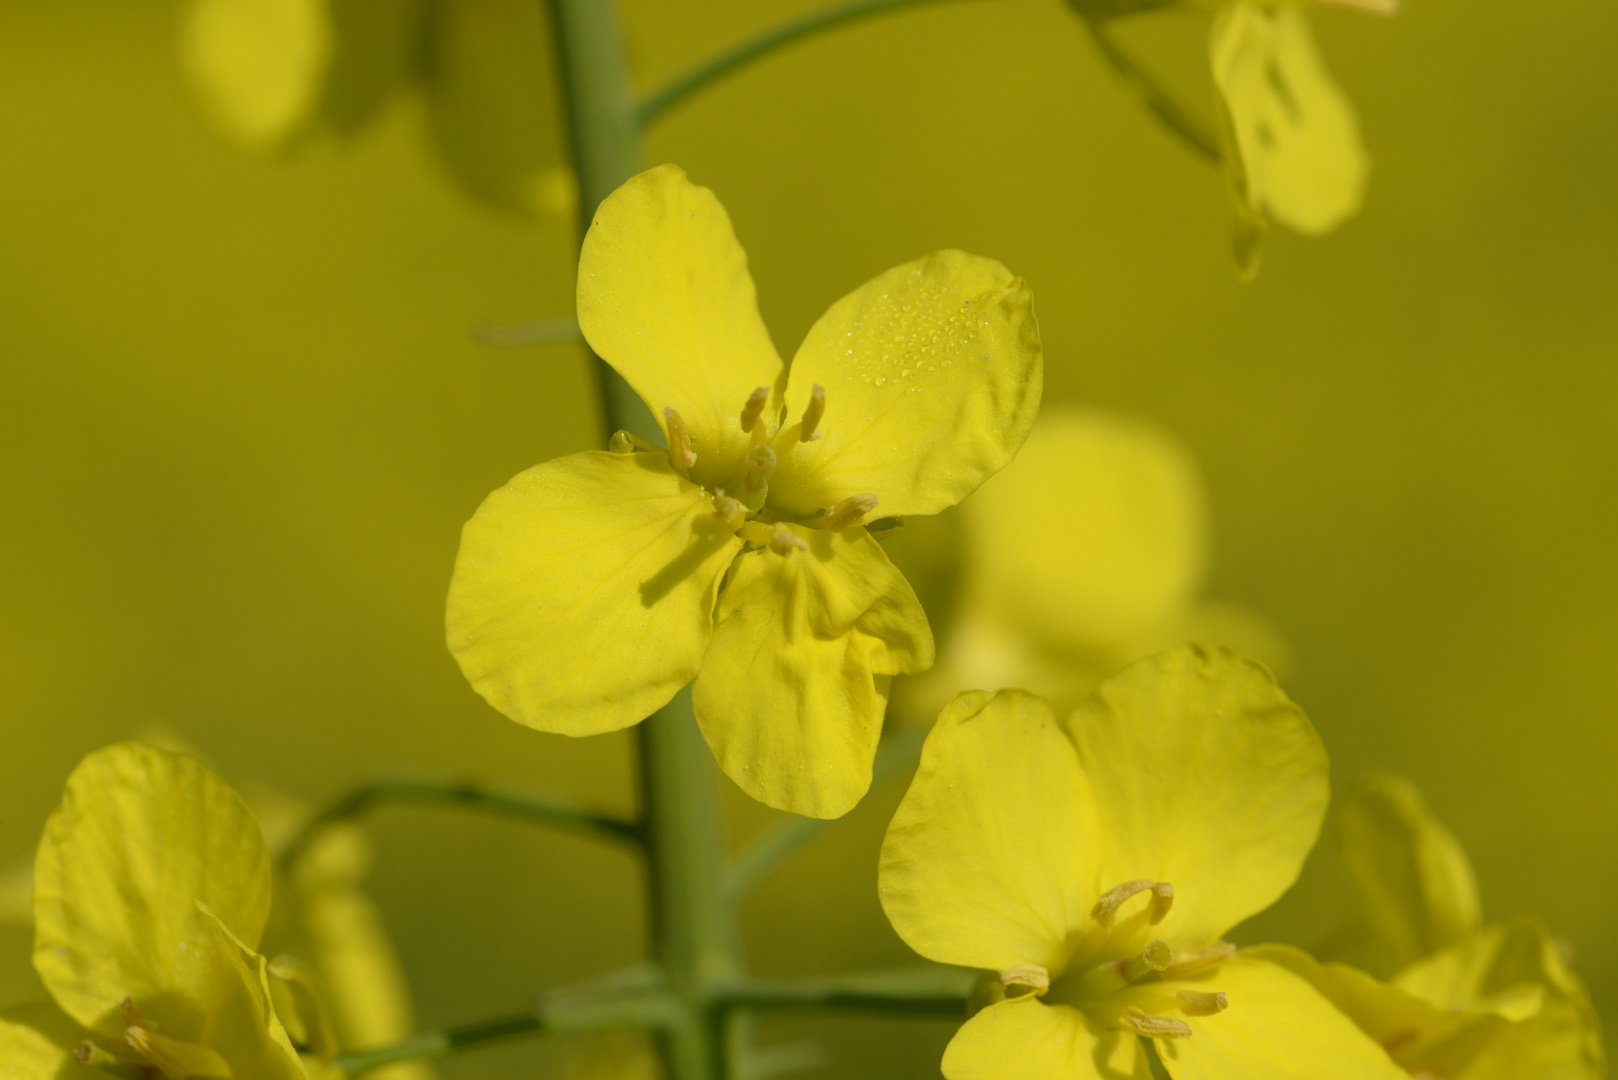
[{"xmin": 74, "ymin": 998, "xmax": 234, "ymax": 1080}]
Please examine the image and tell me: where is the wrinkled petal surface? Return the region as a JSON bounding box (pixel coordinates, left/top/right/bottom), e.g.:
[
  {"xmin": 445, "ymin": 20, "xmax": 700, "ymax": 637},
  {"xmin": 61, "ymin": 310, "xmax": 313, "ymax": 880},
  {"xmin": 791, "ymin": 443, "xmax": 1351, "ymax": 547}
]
[
  {"xmin": 941, "ymin": 999, "xmax": 1148, "ymax": 1080},
  {"xmin": 578, "ymin": 165, "xmax": 784, "ymax": 489},
  {"xmin": 694, "ymin": 524, "xmax": 931, "ymax": 818},
  {"xmin": 1155, "ymin": 956, "xmax": 1407, "ymax": 1080},
  {"xmin": 769, "ymin": 250, "xmax": 1042, "ymax": 518},
  {"xmin": 198, "ymin": 906, "xmax": 309, "ymax": 1080},
  {"xmin": 447, "ymin": 450, "xmax": 742, "ymax": 736},
  {"xmin": 880, "ymin": 689, "xmax": 1099, "ymax": 972},
  {"xmin": 33, "ymin": 743, "xmax": 273, "ymax": 1037},
  {"xmin": 1212, "ymin": 4, "xmax": 1367, "ymax": 245},
  {"xmin": 1065, "ymin": 646, "xmax": 1327, "ymax": 949}
]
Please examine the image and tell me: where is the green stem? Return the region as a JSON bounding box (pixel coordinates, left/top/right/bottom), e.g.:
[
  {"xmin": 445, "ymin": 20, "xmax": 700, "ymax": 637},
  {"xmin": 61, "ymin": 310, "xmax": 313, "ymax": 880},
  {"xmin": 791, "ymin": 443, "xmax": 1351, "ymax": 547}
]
[
  {"xmin": 722, "ymin": 967, "xmax": 974, "ymax": 1016},
  {"xmin": 471, "ymin": 316, "xmax": 584, "ymax": 347},
  {"xmin": 637, "ymin": 0, "xmax": 976, "ymax": 129},
  {"xmin": 334, "ymin": 1012, "xmax": 543, "ymax": 1076},
  {"xmin": 276, "ymin": 778, "xmax": 641, "ymax": 873},
  {"xmin": 1083, "ymin": 16, "xmax": 1221, "ymax": 163},
  {"xmin": 723, "ymin": 723, "xmax": 928, "ymax": 905}
]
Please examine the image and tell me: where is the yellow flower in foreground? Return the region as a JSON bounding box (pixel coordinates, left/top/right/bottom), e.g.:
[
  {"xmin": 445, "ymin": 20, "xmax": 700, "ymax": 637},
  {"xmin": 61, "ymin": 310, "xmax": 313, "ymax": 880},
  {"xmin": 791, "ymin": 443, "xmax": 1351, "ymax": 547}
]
[
  {"xmin": 0, "ymin": 743, "xmax": 307, "ymax": 1080},
  {"xmin": 895, "ymin": 407, "xmax": 1285, "ymax": 720},
  {"xmin": 447, "ymin": 164, "xmax": 1042, "ymax": 818},
  {"xmin": 1272, "ymin": 773, "xmax": 1607, "ymax": 1078},
  {"xmin": 879, "ymin": 645, "xmax": 1408, "ymax": 1080}
]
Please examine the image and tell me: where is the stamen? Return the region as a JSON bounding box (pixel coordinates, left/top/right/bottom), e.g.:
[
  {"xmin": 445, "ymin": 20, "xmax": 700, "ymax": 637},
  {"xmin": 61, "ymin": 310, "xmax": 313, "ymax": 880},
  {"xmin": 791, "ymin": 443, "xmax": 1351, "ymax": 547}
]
[
  {"xmin": 799, "ymin": 384, "xmax": 826, "ymax": 441},
  {"xmin": 1142, "ymin": 939, "xmax": 1173, "ymax": 971},
  {"xmin": 608, "ymin": 430, "xmax": 659, "ymax": 455},
  {"xmin": 744, "ymin": 445, "xmax": 778, "ymax": 493},
  {"xmin": 1178, "ymin": 990, "xmax": 1228, "ymax": 1017},
  {"xmin": 998, "ymin": 964, "xmax": 1050, "ymax": 997},
  {"xmin": 712, "ymin": 491, "xmax": 745, "ymax": 532},
  {"xmin": 1091, "ymin": 880, "xmax": 1174, "ymax": 929},
  {"xmin": 75, "ymin": 1041, "xmax": 121, "ymax": 1069},
  {"xmin": 768, "ymin": 523, "xmax": 808, "ymax": 556},
  {"xmin": 663, "ymin": 408, "xmax": 697, "ymax": 471},
  {"xmin": 823, "ymin": 494, "xmax": 878, "ymax": 532},
  {"xmin": 739, "ymin": 386, "xmax": 769, "ymax": 432},
  {"xmin": 1160, "ymin": 942, "xmax": 1237, "ymax": 980},
  {"xmin": 1119, "ymin": 1006, "xmax": 1192, "ymax": 1040}
]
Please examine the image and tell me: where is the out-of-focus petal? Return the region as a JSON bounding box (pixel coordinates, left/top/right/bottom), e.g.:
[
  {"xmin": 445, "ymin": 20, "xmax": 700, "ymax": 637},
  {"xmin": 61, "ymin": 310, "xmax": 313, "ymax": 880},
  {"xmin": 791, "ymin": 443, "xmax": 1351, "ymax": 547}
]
[{"xmin": 940, "ymin": 999, "xmax": 1148, "ymax": 1080}]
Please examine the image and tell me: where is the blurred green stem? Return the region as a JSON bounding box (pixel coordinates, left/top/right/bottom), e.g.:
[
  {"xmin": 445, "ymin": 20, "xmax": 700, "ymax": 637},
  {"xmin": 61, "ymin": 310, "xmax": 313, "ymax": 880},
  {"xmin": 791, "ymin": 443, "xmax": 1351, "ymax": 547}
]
[
  {"xmin": 637, "ymin": 0, "xmax": 978, "ymax": 128},
  {"xmin": 1083, "ymin": 16, "xmax": 1221, "ymax": 163}
]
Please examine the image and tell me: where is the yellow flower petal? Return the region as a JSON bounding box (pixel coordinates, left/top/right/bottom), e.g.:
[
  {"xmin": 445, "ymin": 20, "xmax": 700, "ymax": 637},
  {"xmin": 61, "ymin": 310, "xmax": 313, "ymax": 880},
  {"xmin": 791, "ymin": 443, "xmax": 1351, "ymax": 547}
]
[
  {"xmin": 768, "ymin": 250, "xmax": 1042, "ymax": 518},
  {"xmin": 941, "ymin": 999, "xmax": 1149, "ymax": 1080},
  {"xmin": 447, "ymin": 449, "xmax": 742, "ymax": 736},
  {"xmin": 1211, "ymin": 4, "xmax": 1368, "ymax": 243},
  {"xmin": 1154, "ymin": 955, "xmax": 1407, "ymax": 1080},
  {"xmin": 578, "ymin": 165, "xmax": 785, "ymax": 490},
  {"xmin": 197, "ymin": 905, "xmax": 309, "ymax": 1080},
  {"xmin": 693, "ymin": 524, "xmax": 931, "ymax": 818},
  {"xmin": 181, "ymin": 0, "xmax": 331, "ymax": 149},
  {"xmin": 33, "ymin": 743, "xmax": 273, "ymax": 1035},
  {"xmin": 0, "ymin": 1003, "xmax": 98, "ymax": 1080},
  {"xmin": 1340, "ymin": 772, "xmax": 1482, "ymax": 973},
  {"xmin": 880, "ymin": 689, "xmax": 1100, "ymax": 972},
  {"xmin": 962, "ymin": 408, "xmax": 1206, "ymax": 654},
  {"xmin": 1065, "ymin": 646, "xmax": 1326, "ymax": 948}
]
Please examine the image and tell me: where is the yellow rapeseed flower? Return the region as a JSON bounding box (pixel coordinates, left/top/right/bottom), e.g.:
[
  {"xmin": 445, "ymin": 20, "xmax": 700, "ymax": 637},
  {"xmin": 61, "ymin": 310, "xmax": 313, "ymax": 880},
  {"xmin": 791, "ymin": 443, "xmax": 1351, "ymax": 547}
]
[
  {"xmin": 447, "ymin": 164, "xmax": 1042, "ymax": 819},
  {"xmin": 879, "ymin": 645, "xmax": 1409, "ymax": 1080},
  {"xmin": 0, "ymin": 743, "xmax": 308, "ymax": 1079}
]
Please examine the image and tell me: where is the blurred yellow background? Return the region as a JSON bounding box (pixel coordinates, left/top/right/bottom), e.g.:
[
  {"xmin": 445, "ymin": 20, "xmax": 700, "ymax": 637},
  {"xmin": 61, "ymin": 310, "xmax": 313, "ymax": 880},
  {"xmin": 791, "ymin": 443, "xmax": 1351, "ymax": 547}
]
[{"xmin": 2, "ymin": 0, "xmax": 1614, "ymax": 1075}]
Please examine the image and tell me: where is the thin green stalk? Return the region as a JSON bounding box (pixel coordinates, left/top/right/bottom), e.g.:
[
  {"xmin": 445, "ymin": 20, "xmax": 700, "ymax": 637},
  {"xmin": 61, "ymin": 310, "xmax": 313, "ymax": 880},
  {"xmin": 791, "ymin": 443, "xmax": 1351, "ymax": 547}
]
[
  {"xmin": 722, "ymin": 967, "xmax": 974, "ymax": 1016},
  {"xmin": 1083, "ymin": 16, "xmax": 1221, "ymax": 163},
  {"xmin": 334, "ymin": 1012, "xmax": 544, "ymax": 1076},
  {"xmin": 471, "ymin": 316, "xmax": 584, "ymax": 347},
  {"xmin": 723, "ymin": 723, "xmax": 928, "ymax": 905},
  {"xmin": 277, "ymin": 777, "xmax": 641, "ymax": 873},
  {"xmin": 637, "ymin": 0, "xmax": 977, "ymax": 129}
]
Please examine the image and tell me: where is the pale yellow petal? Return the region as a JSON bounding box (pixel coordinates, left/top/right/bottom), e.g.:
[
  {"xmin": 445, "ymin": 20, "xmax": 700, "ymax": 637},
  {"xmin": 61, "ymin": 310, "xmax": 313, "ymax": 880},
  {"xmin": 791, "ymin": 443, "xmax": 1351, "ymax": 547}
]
[
  {"xmin": 577, "ymin": 165, "xmax": 784, "ymax": 489},
  {"xmin": 880, "ymin": 690, "xmax": 1100, "ymax": 973},
  {"xmin": 0, "ymin": 1003, "xmax": 100, "ymax": 1080},
  {"xmin": 33, "ymin": 743, "xmax": 272, "ymax": 1036},
  {"xmin": 1211, "ymin": 4, "xmax": 1368, "ymax": 237},
  {"xmin": 962, "ymin": 409, "xmax": 1205, "ymax": 653},
  {"xmin": 447, "ymin": 449, "xmax": 742, "ymax": 736},
  {"xmin": 693, "ymin": 524, "xmax": 931, "ymax": 818},
  {"xmin": 1154, "ymin": 955, "xmax": 1407, "ymax": 1080},
  {"xmin": 769, "ymin": 250, "xmax": 1042, "ymax": 518},
  {"xmin": 1065, "ymin": 646, "xmax": 1326, "ymax": 948},
  {"xmin": 941, "ymin": 999, "xmax": 1148, "ymax": 1080},
  {"xmin": 181, "ymin": 0, "xmax": 330, "ymax": 149},
  {"xmin": 1339, "ymin": 771, "xmax": 1482, "ymax": 972}
]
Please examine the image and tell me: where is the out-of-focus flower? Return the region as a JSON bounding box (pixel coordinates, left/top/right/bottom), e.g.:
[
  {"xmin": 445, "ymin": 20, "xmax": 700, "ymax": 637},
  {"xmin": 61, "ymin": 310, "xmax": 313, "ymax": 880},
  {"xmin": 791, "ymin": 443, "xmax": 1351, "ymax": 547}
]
[
  {"xmin": 2, "ymin": 743, "xmax": 309, "ymax": 1079},
  {"xmin": 879, "ymin": 645, "xmax": 1407, "ymax": 1080},
  {"xmin": 1274, "ymin": 773, "xmax": 1608, "ymax": 1078},
  {"xmin": 894, "ymin": 407, "xmax": 1284, "ymax": 722},
  {"xmin": 447, "ymin": 164, "xmax": 1042, "ymax": 819}
]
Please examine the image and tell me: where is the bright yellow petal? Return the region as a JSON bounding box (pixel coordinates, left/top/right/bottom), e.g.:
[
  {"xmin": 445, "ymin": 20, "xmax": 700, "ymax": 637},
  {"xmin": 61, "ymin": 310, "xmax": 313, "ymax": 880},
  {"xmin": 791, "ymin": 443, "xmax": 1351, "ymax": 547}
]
[
  {"xmin": 577, "ymin": 165, "xmax": 784, "ymax": 489},
  {"xmin": 880, "ymin": 689, "xmax": 1099, "ymax": 972},
  {"xmin": 1211, "ymin": 4, "xmax": 1368, "ymax": 237},
  {"xmin": 1339, "ymin": 772, "xmax": 1482, "ymax": 973},
  {"xmin": 181, "ymin": 0, "xmax": 331, "ymax": 149},
  {"xmin": 198, "ymin": 906, "xmax": 309, "ymax": 1080},
  {"xmin": 1065, "ymin": 646, "xmax": 1326, "ymax": 948},
  {"xmin": 0, "ymin": 1003, "xmax": 99, "ymax": 1080},
  {"xmin": 693, "ymin": 524, "xmax": 931, "ymax": 818},
  {"xmin": 447, "ymin": 449, "xmax": 742, "ymax": 736},
  {"xmin": 1154, "ymin": 955, "xmax": 1406, "ymax": 1080},
  {"xmin": 962, "ymin": 408, "xmax": 1205, "ymax": 653},
  {"xmin": 941, "ymin": 999, "xmax": 1148, "ymax": 1080},
  {"xmin": 33, "ymin": 743, "xmax": 273, "ymax": 1036},
  {"xmin": 768, "ymin": 250, "xmax": 1042, "ymax": 518}
]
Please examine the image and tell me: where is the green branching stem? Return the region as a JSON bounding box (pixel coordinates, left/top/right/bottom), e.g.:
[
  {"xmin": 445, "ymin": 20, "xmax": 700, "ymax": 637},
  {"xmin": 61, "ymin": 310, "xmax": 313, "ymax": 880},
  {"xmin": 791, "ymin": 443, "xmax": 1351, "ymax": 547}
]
[
  {"xmin": 722, "ymin": 968, "xmax": 974, "ymax": 1016},
  {"xmin": 276, "ymin": 778, "xmax": 641, "ymax": 873},
  {"xmin": 471, "ymin": 317, "xmax": 584, "ymax": 347},
  {"xmin": 636, "ymin": 0, "xmax": 978, "ymax": 129},
  {"xmin": 1082, "ymin": 16, "xmax": 1222, "ymax": 163}
]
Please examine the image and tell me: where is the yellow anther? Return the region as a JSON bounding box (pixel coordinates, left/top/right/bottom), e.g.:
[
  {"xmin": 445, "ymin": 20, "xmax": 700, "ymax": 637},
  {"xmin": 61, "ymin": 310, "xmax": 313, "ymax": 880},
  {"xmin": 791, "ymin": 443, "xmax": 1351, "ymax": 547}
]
[
  {"xmin": 663, "ymin": 407, "xmax": 697, "ymax": 471},
  {"xmin": 608, "ymin": 429, "xmax": 659, "ymax": 455},
  {"xmin": 75, "ymin": 1041, "xmax": 121, "ymax": 1069},
  {"xmin": 799, "ymin": 383, "xmax": 826, "ymax": 441},
  {"xmin": 998, "ymin": 964, "xmax": 1050, "ymax": 997},
  {"xmin": 1142, "ymin": 939, "xmax": 1173, "ymax": 971},
  {"xmin": 824, "ymin": 493, "xmax": 879, "ymax": 532},
  {"xmin": 1178, "ymin": 990, "xmax": 1228, "ymax": 1017},
  {"xmin": 1090, "ymin": 879, "xmax": 1174, "ymax": 929},
  {"xmin": 1161, "ymin": 941, "xmax": 1237, "ymax": 981},
  {"xmin": 768, "ymin": 523, "xmax": 808, "ymax": 556},
  {"xmin": 1119, "ymin": 1006, "xmax": 1192, "ymax": 1040},
  {"xmin": 1109, "ymin": 939, "xmax": 1175, "ymax": 984},
  {"xmin": 744, "ymin": 444, "xmax": 778, "ymax": 493},
  {"xmin": 712, "ymin": 491, "xmax": 745, "ymax": 532},
  {"xmin": 739, "ymin": 386, "xmax": 770, "ymax": 432}
]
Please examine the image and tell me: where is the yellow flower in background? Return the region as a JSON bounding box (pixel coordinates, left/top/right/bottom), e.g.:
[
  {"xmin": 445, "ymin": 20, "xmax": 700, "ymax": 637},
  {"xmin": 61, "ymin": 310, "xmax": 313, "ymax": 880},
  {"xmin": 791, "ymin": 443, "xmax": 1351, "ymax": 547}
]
[
  {"xmin": 2, "ymin": 743, "xmax": 308, "ymax": 1079},
  {"xmin": 879, "ymin": 645, "xmax": 1407, "ymax": 1080},
  {"xmin": 1271, "ymin": 772, "xmax": 1607, "ymax": 1078},
  {"xmin": 895, "ymin": 407, "xmax": 1284, "ymax": 722},
  {"xmin": 447, "ymin": 164, "xmax": 1042, "ymax": 819}
]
